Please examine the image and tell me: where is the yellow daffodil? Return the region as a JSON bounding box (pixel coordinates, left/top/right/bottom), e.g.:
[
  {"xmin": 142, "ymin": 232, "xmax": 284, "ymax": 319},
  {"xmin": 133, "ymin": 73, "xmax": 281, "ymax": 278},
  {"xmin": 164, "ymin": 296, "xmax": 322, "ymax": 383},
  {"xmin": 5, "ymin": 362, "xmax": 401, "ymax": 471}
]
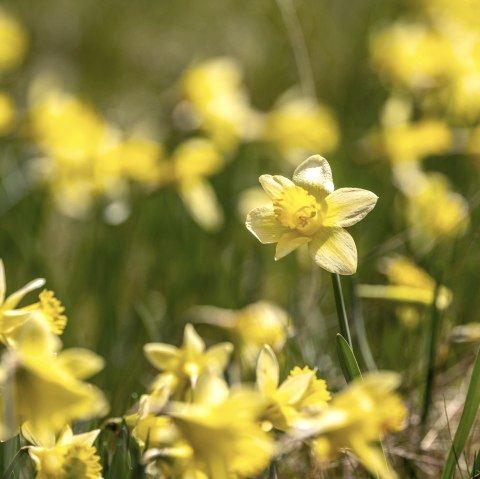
[
  {"xmin": 0, "ymin": 316, "xmax": 108, "ymax": 444},
  {"xmin": 24, "ymin": 424, "xmax": 102, "ymax": 479},
  {"xmin": 180, "ymin": 57, "xmax": 260, "ymax": 151},
  {"xmin": 358, "ymin": 255, "xmax": 452, "ymax": 327},
  {"xmin": 263, "ymin": 96, "xmax": 339, "ymax": 165},
  {"xmin": 144, "ymin": 324, "xmax": 233, "ymax": 398},
  {"xmin": 0, "ymin": 9, "xmax": 27, "ymax": 72},
  {"xmin": 246, "ymin": 155, "xmax": 378, "ymax": 274},
  {"xmin": 294, "ymin": 373, "xmax": 406, "ymax": 479},
  {"xmin": 256, "ymin": 345, "xmax": 330, "ymax": 431},
  {"xmin": 191, "ymin": 301, "xmax": 292, "ymax": 368},
  {"xmin": 0, "ymin": 259, "xmax": 46, "ymax": 343},
  {"xmin": 169, "ymin": 373, "xmax": 274, "ymax": 479}
]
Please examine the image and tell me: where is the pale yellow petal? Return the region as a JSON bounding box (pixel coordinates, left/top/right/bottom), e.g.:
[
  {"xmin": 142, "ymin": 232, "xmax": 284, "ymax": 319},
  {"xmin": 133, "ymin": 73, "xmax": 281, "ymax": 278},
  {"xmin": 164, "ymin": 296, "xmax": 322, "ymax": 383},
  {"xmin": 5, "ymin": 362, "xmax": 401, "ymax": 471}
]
[
  {"xmin": 179, "ymin": 180, "xmax": 224, "ymax": 232},
  {"xmin": 275, "ymin": 232, "xmax": 311, "ymax": 260},
  {"xmin": 21, "ymin": 422, "xmax": 55, "ymax": 448},
  {"xmin": 205, "ymin": 342, "xmax": 234, "ymax": 371},
  {"xmin": 308, "ymin": 228, "xmax": 357, "ymax": 275},
  {"xmin": 56, "ymin": 348, "xmax": 105, "ymax": 380},
  {"xmin": 193, "ymin": 374, "xmax": 230, "ymax": 407},
  {"xmin": 276, "ymin": 371, "xmax": 314, "ymax": 405},
  {"xmin": 292, "ymin": 155, "xmax": 334, "ymax": 199},
  {"xmin": 16, "ymin": 315, "xmax": 61, "ymax": 358},
  {"xmin": 324, "ymin": 188, "xmax": 378, "ymax": 227},
  {"xmin": 183, "ymin": 324, "xmax": 205, "ymax": 355},
  {"xmin": 246, "ymin": 205, "xmax": 289, "ymax": 244},
  {"xmin": 256, "ymin": 345, "xmax": 279, "ymax": 396},
  {"xmin": 144, "ymin": 343, "xmax": 180, "ymax": 371},
  {"xmin": 3, "ymin": 278, "xmax": 46, "ymax": 310},
  {"xmin": 259, "ymin": 174, "xmax": 294, "ymax": 199},
  {"xmin": 349, "ymin": 435, "xmax": 397, "ymax": 479},
  {"xmin": 69, "ymin": 428, "xmax": 100, "ymax": 447}
]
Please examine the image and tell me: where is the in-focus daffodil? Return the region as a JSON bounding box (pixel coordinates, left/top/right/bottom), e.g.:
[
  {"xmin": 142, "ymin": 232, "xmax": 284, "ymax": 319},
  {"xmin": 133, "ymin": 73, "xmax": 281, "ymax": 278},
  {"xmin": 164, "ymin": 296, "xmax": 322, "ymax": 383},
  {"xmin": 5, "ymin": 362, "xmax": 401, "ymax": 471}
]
[
  {"xmin": 293, "ymin": 373, "xmax": 406, "ymax": 479},
  {"xmin": 256, "ymin": 345, "xmax": 330, "ymax": 431},
  {"xmin": 24, "ymin": 424, "xmax": 102, "ymax": 479},
  {"xmin": 169, "ymin": 373, "xmax": 274, "ymax": 479},
  {"xmin": 246, "ymin": 155, "xmax": 378, "ymax": 274},
  {"xmin": 144, "ymin": 323, "xmax": 233, "ymax": 398},
  {"xmin": 0, "ymin": 316, "xmax": 108, "ymax": 444},
  {"xmin": 190, "ymin": 301, "xmax": 291, "ymax": 368}
]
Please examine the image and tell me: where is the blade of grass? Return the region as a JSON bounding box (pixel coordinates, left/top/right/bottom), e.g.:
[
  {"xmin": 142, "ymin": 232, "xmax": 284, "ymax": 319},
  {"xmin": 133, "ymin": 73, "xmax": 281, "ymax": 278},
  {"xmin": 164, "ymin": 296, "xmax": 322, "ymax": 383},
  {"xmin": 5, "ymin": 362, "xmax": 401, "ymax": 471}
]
[{"xmin": 442, "ymin": 349, "xmax": 480, "ymax": 479}]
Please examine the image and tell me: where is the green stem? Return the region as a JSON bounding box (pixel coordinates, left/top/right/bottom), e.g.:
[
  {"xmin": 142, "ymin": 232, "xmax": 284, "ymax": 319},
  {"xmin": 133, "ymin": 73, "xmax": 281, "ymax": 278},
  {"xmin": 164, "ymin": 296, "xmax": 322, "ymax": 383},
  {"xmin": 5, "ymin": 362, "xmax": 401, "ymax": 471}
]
[{"xmin": 331, "ymin": 273, "xmax": 352, "ymax": 348}]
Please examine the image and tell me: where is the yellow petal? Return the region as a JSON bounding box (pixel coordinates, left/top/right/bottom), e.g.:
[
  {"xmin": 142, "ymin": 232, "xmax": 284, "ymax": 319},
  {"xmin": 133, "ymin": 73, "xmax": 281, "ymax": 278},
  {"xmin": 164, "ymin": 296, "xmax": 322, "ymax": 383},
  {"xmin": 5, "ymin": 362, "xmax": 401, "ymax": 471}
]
[
  {"xmin": 246, "ymin": 205, "xmax": 288, "ymax": 244},
  {"xmin": 275, "ymin": 232, "xmax": 311, "ymax": 260},
  {"xmin": 69, "ymin": 428, "xmax": 101, "ymax": 447},
  {"xmin": 292, "ymin": 155, "xmax": 334, "ymax": 199},
  {"xmin": 183, "ymin": 324, "xmax": 205, "ymax": 355},
  {"xmin": 56, "ymin": 348, "xmax": 105, "ymax": 380},
  {"xmin": 276, "ymin": 371, "xmax": 314, "ymax": 405},
  {"xmin": 259, "ymin": 175, "xmax": 294, "ymax": 199},
  {"xmin": 144, "ymin": 343, "xmax": 180, "ymax": 371},
  {"xmin": 256, "ymin": 345, "xmax": 279, "ymax": 396},
  {"xmin": 3, "ymin": 278, "xmax": 46, "ymax": 310},
  {"xmin": 308, "ymin": 228, "xmax": 357, "ymax": 275},
  {"xmin": 324, "ymin": 188, "xmax": 378, "ymax": 227},
  {"xmin": 193, "ymin": 374, "xmax": 230, "ymax": 407},
  {"xmin": 179, "ymin": 179, "xmax": 224, "ymax": 232},
  {"xmin": 205, "ymin": 342, "xmax": 234, "ymax": 371}
]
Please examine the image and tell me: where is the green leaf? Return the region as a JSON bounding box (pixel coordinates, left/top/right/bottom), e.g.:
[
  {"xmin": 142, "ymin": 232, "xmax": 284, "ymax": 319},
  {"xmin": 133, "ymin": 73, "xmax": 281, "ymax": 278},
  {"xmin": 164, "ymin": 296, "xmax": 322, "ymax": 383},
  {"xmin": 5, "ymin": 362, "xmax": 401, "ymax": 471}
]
[
  {"xmin": 336, "ymin": 333, "xmax": 362, "ymax": 383},
  {"xmin": 442, "ymin": 349, "xmax": 480, "ymax": 479}
]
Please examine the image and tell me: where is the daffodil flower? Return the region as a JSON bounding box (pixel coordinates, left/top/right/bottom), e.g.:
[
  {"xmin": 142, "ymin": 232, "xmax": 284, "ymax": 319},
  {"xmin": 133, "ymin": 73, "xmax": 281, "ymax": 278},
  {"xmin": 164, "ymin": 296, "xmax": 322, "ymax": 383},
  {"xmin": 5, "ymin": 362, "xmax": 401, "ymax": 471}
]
[
  {"xmin": 0, "ymin": 316, "xmax": 108, "ymax": 444},
  {"xmin": 169, "ymin": 373, "xmax": 274, "ymax": 479},
  {"xmin": 0, "ymin": 259, "xmax": 46, "ymax": 342},
  {"xmin": 24, "ymin": 424, "xmax": 102, "ymax": 479},
  {"xmin": 246, "ymin": 155, "xmax": 378, "ymax": 275},
  {"xmin": 293, "ymin": 373, "xmax": 406, "ymax": 479},
  {"xmin": 144, "ymin": 324, "xmax": 233, "ymax": 397},
  {"xmin": 256, "ymin": 345, "xmax": 330, "ymax": 431}
]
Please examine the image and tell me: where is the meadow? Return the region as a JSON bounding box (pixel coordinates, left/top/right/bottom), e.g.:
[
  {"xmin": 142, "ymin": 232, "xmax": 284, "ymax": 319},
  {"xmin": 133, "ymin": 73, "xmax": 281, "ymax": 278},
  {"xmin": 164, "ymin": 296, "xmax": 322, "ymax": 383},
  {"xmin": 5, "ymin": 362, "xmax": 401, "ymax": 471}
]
[{"xmin": 0, "ymin": 0, "xmax": 479, "ymax": 477}]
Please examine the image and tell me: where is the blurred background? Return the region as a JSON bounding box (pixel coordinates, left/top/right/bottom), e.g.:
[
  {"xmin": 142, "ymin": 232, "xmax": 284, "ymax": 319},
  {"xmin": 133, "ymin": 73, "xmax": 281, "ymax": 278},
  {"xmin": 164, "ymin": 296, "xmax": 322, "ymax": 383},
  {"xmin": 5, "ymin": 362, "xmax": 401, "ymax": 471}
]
[{"xmin": 1, "ymin": 1, "xmax": 480, "ymax": 473}]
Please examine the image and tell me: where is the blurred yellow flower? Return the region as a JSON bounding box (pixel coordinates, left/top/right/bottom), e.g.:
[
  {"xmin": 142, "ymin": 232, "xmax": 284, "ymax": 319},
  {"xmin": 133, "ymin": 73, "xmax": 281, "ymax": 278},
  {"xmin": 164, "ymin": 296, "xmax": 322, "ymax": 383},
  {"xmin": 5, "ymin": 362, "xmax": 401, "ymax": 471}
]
[
  {"xmin": 263, "ymin": 96, "xmax": 339, "ymax": 165},
  {"xmin": 169, "ymin": 373, "xmax": 274, "ymax": 479},
  {"xmin": 358, "ymin": 255, "xmax": 452, "ymax": 308},
  {"xmin": 0, "ymin": 91, "xmax": 16, "ymax": 135},
  {"xmin": 295, "ymin": 373, "xmax": 406, "ymax": 479},
  {"xmin": 0, "ymin": 316, "xmax": 108, "ymax": 445},
  {"xmin": 246, "ymin": 155, "xmax": 378, "ymax": 274},
  {"xmin": 144, "ymin": 323, "xmax": 233, "ymax": 398},
  {"xmin": 0, "ymin": 9, "xmax": 27, "ymax": 72},
  {"xmin": 256, "ymin": 345, "xmax": 330, "ymax": 431},
  {"xmin": 191, "ymin": 301, "xmax": 291, "ymax": 368},
  {"xmin": 25, "ymin": 425, "xmax": 102, "ymax": 479},
  {"xmin": 180, "ymin": 57, "xmax": 260, "ymax": 151}
]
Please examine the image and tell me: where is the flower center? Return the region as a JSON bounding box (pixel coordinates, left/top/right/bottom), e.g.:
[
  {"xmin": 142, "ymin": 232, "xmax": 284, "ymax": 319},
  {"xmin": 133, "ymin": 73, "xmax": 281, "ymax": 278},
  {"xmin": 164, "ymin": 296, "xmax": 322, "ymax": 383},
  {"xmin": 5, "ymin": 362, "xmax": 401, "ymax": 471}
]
[{"xmin": 273, "ymin": 186, "xmax": 321, "ymax": 235}]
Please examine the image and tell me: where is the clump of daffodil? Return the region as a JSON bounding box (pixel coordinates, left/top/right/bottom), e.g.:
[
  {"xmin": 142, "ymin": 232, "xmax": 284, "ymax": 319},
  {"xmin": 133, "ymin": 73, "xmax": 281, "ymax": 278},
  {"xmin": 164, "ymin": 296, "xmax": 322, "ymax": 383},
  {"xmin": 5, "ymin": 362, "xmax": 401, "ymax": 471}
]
[
  {"xmin": 190, "ymin": 301, "xmax": 292, "ymax": 368},
  {"xmin": 168, "ymin": 373, "xmax": 274, "ymax": 479},
  {"xmin": 263, "ymin": 95, "xmax": 339, "ymax": 165},
  {"xmin": 293, "ymin": 373, "xmax": 406, "ymax": 479},
  {"xmin": 246, "ymin": 155, "xmax": 378, "ymax": 275},
  {"xmin": 0, "ymin": 91, "xmax": 16, "ymax": 135},
  {"xmin": 144, "ymin": 323, "xmax": 233, "ymax": 399},
  {"xmin": 358, "ymin": 255, "xmax": 452, "ymax": 328},
  {"xmin": 157, "ymin": 138, "xmax": 225, "ymax": 231},
  {"xmin": 0, "ymin": 316, "xmax": 108, "ymax": 445},
  {"xmin": 24, "ymin": 424, "xmax": 102, "ymax": 479},
  {"xmin": 256, "ymin": 345, "xmax": 330, "ymax": 431},
  {"xmin": 0, "ymin": 9, "xmax": 27, "ymax": 72}
]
